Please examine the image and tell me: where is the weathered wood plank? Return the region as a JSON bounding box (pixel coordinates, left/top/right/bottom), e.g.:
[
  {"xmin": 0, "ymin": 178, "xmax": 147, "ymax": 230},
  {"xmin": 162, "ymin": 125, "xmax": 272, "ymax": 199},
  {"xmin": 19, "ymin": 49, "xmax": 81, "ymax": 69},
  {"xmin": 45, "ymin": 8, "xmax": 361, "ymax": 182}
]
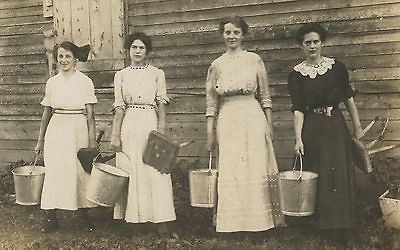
[
  {"xmin": 53, "ymin": 0, "xmax": 72, "ymax": 41},
  {"xmin": 70, "ymin": 0, "xmax": 90, "ymax": 45},
  {"xmin": 129, "ymin": 3, "xmax": 400, "ymax": 35},
  {"xmin": 0, "ymin": 22, "xmax": 52, "ymax": 36},
  {"xmin": 0, "ymin": 84, "xmax": 44, "ymax": 95},
  {"xmin": 0, "ymin": 54, "xmax": 46, "ymax": 65},
  {"xmin": 0, "ymin": 63, "xmax": 47, "ymax": 75},
  {"xmin": 0, "ymin": 34, "xmax": 44, "ymax": 47},
  {"xmin": 89, "ymin": 0, "xmax": 114, "ymax": 60},
  {"xmin": 0, "ymin": 15, "xmax": 46, "ymax": 26},
  {"xmin": 128, "ymin": 0, "xmax": 397, "ymax": 16},
  {"xmin": 110, "ymin": 0, "xmax": 125, "ymax": 60},
  {"xmin": 0, "ymin": 0, "xmax": 42, "ymax": 10},
  {"xmin": 0, "ymin": 75, "xmax": 47, "ymax": 85},
  {"xmin": 148, "ymin": 31, "xmax": 400, "ymax": 58}
]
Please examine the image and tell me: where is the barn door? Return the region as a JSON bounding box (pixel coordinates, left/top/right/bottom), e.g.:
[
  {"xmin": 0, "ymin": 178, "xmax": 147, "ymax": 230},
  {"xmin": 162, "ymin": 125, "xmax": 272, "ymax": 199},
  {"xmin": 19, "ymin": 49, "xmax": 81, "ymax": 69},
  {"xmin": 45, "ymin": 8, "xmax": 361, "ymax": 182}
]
[{"xmin": 43, "ymin": 0, "xmax": 126, "ymax": 77}]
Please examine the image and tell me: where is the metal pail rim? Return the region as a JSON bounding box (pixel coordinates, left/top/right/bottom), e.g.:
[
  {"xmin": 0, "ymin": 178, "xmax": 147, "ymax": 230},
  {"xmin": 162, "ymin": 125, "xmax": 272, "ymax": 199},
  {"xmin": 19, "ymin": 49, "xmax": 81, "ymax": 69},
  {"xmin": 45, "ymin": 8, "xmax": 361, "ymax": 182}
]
[
  {"xmin": 12, "ymin": 166, "xmax": 45, "ymax": 176},
  {"xmin": 93, "ymin": 162, "xmax": 129, "ymax": 177}
]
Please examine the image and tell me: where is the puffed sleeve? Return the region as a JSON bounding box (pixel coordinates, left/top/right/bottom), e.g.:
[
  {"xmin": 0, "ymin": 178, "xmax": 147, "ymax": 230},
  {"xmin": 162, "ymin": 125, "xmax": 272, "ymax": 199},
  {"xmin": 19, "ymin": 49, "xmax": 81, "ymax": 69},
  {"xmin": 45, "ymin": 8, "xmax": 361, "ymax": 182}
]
[
  {"xmin": 155, "ymin": 69, "xmax": 170, "ymax": 105},
  {"xmin": 112, "ymin": 70, "xmax": 126, "ymax": 110},
  {"xmin": 256, "ymin": 57, "xmax": 272, "ymax": 109},
  {"xmin": 288, "ymin": 71, "xmax": 307, "ymax": 114},
  {"xmin": 40, "ymin": 79, "xmax": 51, "ymax": 107},
  {"xmin": 205, "ymin": 63, "xmax": 219, "ymax": 117},
  {"xmin": 338, "ymin": 61, "xmax": 356, "ymax": 100},
  {"xmin": 83, "ymin": 78, "xmax": 97, "ymax": 104}
]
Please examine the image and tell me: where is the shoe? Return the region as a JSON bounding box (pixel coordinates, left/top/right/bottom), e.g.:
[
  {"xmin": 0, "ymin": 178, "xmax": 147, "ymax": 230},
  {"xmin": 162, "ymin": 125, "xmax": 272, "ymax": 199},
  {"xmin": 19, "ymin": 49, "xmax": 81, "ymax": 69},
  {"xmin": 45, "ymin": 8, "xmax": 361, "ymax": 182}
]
[{"xmin": 41, "ymin": 218, "xmax": 59, "ymax": 233}]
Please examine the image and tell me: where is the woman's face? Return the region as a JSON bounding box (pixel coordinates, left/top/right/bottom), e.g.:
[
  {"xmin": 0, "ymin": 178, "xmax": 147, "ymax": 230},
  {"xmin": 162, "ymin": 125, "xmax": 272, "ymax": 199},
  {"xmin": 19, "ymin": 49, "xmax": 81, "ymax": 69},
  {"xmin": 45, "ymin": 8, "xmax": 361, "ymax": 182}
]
[
  {"xmin": 57, "ymin": 47, "xmax": 77, "ymax": 72},
  {"xmin": 129, "ymin": 39, "xmax": 147, "ymax": 64},
  {"xmin": 223, "ymin": 22, "xmax": 243, "ymax": 50},
  {"xmin": 301, "ymin": 32, "xmax": 323, "ymax": 61}
]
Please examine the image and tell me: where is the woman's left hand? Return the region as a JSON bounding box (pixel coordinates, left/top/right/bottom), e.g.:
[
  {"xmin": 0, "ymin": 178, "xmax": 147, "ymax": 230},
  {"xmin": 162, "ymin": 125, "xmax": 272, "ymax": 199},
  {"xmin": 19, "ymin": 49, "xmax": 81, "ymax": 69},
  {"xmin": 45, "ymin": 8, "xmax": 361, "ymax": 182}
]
[{"xmin": 354, "ymin": 127, "xmax": 364, "ymax": 140}]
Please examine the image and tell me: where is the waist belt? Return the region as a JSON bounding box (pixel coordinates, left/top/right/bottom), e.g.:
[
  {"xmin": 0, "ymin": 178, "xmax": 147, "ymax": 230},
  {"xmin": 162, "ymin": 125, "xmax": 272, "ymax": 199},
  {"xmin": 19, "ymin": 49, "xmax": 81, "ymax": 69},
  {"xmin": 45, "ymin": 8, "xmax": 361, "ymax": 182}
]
[
  {"xmin": 53, "ymin": 109, "xmax": 84, "ymax": 114},
  {"xmin": 312, "ymin": 106, "xmax": 335, "ymax": 117},
  {"xmin": 127, "ymin": 104, "xmax": 155, "ymax": 110}
]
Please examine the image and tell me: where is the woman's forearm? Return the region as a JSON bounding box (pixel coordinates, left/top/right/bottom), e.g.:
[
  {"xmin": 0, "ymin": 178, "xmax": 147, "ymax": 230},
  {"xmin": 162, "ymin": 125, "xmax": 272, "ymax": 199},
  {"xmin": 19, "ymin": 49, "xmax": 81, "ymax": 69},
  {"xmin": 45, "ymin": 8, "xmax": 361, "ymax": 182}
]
[
  {"xmin": 344, "ymin": 97, "xmax": 362, "ymax": 130},
  {"xmin": 293, "ymin": 110, "xmax": 304, "ymax": 142},
  {"xmin": 158, "ymin": 103, "xmax": 167, "ymax": 132},
  {"xmin": 111, "ymin": 108, "xmax": 124, "ymax": 138},
  {"xmin": 85, "ymin": 104, "xmax": 96, "ymax": 147},
  {"xmin": 38, "ymin": 106, "xmax": 52, "ymax": 141}
]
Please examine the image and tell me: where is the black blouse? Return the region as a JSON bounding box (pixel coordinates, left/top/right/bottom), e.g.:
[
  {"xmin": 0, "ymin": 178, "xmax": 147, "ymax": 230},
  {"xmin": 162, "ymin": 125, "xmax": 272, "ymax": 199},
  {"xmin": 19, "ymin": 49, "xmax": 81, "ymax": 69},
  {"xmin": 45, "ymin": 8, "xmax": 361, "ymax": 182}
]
[{"xmin": 288, "ymin": 58, "xmax": 355, "ymax": 114}]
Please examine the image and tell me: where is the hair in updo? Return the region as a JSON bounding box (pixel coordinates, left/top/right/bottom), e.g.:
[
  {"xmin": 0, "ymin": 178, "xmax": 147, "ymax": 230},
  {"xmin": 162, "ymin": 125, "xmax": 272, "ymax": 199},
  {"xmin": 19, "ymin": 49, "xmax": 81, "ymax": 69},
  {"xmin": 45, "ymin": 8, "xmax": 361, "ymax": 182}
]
[
  {"xmin": 219, "ymin": 16, "xmax": 249, "ymax": 35},
  {"xmin": 295, "ymin": 23, "xmax": 327, "ymax": 44},
  {"xmin": 124, "ymin": 32, "xmax": 152, "ymax": 53}
]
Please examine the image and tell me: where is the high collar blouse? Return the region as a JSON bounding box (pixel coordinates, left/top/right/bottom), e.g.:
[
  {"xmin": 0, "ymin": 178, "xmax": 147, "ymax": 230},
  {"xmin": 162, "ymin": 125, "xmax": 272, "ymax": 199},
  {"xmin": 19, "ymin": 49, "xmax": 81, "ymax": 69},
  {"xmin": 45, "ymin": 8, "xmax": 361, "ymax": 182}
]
[
  {"xmin": 287, "ymin": 57, "xmax": 356, "ymax": 114},
  {"xmin": 113, "ymin": 65, "xmax": 169, "ymax": 110},
  {"xmin": 206, "ymin": 51, "xmax": 272, "ymax": 117}
]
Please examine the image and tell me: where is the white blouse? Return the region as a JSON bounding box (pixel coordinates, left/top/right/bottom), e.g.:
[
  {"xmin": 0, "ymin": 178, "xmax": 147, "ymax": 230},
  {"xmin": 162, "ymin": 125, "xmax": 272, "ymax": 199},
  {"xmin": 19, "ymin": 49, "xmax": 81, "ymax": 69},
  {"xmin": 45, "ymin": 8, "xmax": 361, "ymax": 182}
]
[
  {"xmin": 41, "ymin": 70, "xmax": 97, "ymax": 109},
  {"xmin": 113, "ymin": 65, "xmax": 169, "ymax": 110}
]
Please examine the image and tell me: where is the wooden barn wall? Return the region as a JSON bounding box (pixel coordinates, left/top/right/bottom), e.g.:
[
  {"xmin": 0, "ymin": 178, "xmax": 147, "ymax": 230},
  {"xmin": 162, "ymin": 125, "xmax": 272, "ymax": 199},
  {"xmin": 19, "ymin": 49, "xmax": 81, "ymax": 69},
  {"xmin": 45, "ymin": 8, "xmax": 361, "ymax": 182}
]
[
  {"xmin": 127, "ymin": 0, "xmax": 400, "ymax": 168},
  {"xmin": 0, "ymin": 0, "xmax": 52, "ymax": 168},
  {"xmin": 0, "ymin": 0, "xmax": 400, "ymax": 170}
]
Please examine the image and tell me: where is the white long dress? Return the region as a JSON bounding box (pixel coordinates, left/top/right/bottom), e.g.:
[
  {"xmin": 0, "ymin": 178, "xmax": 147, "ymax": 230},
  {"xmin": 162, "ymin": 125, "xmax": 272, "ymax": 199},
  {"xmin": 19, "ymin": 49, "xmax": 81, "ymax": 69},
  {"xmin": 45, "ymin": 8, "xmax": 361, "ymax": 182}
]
[
  {"xmin": 40, "ymin": 70, "xmax": 98, "ymax": 210},
  {"xmin": 206, "ymin": 51, "xmax": 285, "ymax": 232},
  {"xmin": 112, "ymin": 65, "xmax": 176, "ymax": 223}
]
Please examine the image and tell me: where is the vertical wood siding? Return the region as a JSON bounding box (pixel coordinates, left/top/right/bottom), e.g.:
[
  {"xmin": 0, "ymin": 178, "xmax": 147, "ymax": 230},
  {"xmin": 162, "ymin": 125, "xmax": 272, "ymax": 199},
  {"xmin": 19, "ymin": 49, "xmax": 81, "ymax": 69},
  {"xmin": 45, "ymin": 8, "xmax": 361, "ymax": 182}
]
[{"xmin": 127, "ymin": 0, "xmax": 400, "ymax": 168}]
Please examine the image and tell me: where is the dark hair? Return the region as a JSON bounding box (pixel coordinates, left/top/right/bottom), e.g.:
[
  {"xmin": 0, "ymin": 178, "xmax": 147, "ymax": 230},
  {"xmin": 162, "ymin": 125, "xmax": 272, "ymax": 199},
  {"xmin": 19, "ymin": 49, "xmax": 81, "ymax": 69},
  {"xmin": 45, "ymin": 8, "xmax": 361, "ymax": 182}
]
[
  {"xmin": 124, "ymin": 32, "xmax": 152, "ymax": 53},
  {"xmin": 295, "ymin": 23, "xmax": 327, "ymax": 44},
  {"xmin": 219, "ymin": 16, "xmax": 249, "ymax": 35},
  {"xmin": 53, "ymin": 41, "xmax": 90, "ymax": 62}
]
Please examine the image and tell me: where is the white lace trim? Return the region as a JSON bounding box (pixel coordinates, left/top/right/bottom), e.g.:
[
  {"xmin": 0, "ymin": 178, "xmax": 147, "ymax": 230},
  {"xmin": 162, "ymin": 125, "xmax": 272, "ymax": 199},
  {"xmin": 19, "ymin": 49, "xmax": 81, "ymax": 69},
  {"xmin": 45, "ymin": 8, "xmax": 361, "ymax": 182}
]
[{"xmin": 294, "ymin": 57, "xmax": 335, "ymax": 79}]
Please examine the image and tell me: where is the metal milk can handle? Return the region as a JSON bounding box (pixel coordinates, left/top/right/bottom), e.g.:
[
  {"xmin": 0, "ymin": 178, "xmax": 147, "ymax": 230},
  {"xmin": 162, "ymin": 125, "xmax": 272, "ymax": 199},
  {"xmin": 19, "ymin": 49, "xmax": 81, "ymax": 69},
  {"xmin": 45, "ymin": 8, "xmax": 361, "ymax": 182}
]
[{"xmin": 293, "ymin": 154, "xmax": 303, "ymax": 180}]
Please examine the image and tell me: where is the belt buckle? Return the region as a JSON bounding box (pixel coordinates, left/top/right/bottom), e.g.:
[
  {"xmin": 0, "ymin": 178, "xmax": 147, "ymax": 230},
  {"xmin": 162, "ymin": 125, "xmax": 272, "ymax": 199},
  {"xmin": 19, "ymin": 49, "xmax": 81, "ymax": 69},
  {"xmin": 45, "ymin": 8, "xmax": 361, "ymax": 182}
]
[{"xmin": 314, "ymin": 106, "xmax": 333, "ymax": 117}]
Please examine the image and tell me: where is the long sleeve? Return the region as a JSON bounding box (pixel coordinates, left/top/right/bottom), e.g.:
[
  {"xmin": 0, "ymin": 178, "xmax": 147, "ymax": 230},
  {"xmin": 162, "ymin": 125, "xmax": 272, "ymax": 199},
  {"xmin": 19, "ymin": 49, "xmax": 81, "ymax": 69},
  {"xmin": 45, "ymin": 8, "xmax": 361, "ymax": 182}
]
[
  {"xmin": 113, "ymin": 70, "xmax": 126, "ymax": 110},
  {"xmin": 256, "ymin": 57, "xmax": 272, "ymax": 109},
  {"xmin": 288, "ymin": 71, "xmax": 307, "ymax": 114},
  {"xmin": 205, "ymin": 64, "xmax": 219, "ymax": 117},
  {"xmin": 155, "ymin": 69, "xmax": 170, "ymax": 105}
]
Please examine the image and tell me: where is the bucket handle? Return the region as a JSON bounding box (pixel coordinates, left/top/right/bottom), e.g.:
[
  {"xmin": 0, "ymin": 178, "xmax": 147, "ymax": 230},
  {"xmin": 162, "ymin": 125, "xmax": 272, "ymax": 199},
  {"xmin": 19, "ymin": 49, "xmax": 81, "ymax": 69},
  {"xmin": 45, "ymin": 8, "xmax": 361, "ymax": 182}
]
[
  {"xmin": 293, "ymin": 154, "xmax": 303, "ymax": 180},
  {"xmin": 28, "ymin": 154, "xmax": 40, "ymax": 176},
  {"xmin": 208, "ymin": 152, "xmax": 213, "ymax": 172}
]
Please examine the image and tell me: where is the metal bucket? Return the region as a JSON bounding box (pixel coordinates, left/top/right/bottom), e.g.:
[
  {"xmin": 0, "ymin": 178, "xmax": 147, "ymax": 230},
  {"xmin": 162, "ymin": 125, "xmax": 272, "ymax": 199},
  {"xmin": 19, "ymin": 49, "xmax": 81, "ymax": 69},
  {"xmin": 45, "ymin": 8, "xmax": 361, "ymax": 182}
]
[
  {"xmin": 379, "ymin": 190, "xmax": 400, "ymax": 229},
  {"xmin": 86, "ymin": 162, "xmax": 129, "ymax": 207},
  {"xmin": 278, "ymin": 155, "xmax": 318, "ymax": 216},
  {"xmin": 12, "ymin": 165, "xmax": 45, "ymax": 205},
  {"xmin": 189, "ymin": 153, "xmax": 217, "ymax": 208}
]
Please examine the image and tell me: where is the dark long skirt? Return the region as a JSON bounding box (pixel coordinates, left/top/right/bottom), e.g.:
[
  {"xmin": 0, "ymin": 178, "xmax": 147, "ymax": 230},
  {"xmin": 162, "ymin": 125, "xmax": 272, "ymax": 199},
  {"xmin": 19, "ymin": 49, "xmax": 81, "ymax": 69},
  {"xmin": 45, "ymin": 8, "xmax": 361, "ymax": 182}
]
[{"xmin": 302, "ymin": 109, "xmax": 357, "ymax": 229}]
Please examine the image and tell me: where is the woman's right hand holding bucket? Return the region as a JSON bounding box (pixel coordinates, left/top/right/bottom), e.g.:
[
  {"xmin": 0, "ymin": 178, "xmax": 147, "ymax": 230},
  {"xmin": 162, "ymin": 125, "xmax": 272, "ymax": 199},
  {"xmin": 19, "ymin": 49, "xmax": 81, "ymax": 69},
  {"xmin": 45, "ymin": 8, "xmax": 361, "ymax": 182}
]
[
  {"xmin": 294, "ymin": 139, "xmax": 304, "ymax": 156},
  {"xmin": 35, "ymin": 139, "xmax": 44, "ymax": 155}
]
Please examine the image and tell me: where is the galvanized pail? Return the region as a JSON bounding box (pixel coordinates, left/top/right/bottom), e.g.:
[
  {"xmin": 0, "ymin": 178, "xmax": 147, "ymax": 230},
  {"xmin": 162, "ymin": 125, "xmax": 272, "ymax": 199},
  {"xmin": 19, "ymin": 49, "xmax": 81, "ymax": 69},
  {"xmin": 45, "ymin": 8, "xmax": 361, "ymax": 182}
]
[
  {"xmin": 12, "ymin": 165, "xmax": 45, "ymax": 205},
  {"xmin": 86, "ymin": 162, "xmax": 129, "ymax": 207},
  {"xmin": 189, "ymin": 153, "xmax": 217, "ymax": 208},
  {"xmin": 278, "ymin": 155, "xmax": 318, "ymax": 216}
]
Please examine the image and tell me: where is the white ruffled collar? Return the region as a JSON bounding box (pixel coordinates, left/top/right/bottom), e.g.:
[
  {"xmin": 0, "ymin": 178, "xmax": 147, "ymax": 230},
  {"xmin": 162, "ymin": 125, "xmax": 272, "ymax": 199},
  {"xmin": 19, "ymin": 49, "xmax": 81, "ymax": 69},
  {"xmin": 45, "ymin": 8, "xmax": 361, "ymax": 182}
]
[{"xmin": 294, "ymin": 57, "xmax": 335, "ymax": 79}]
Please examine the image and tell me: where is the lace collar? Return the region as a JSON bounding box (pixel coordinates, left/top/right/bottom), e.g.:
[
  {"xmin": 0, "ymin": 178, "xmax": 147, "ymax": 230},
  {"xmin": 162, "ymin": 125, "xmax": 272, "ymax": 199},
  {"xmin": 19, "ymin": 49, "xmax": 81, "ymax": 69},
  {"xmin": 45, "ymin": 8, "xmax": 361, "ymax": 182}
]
[
  {"xmin": 130, "ymin": 64, "xmax": 149, "ymax": 70},
  {"xmin": 294, "ymin": 57, "xmax": 335, "ymax": 79}
]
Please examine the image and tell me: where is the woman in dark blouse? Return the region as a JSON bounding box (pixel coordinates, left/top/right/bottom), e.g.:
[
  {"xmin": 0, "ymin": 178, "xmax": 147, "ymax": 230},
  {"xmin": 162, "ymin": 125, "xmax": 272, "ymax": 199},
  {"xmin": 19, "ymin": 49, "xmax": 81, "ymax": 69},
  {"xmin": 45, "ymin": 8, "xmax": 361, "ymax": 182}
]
[{"xmin": 288, "ymin": 23, "xmax": 363, "ymax": 233}]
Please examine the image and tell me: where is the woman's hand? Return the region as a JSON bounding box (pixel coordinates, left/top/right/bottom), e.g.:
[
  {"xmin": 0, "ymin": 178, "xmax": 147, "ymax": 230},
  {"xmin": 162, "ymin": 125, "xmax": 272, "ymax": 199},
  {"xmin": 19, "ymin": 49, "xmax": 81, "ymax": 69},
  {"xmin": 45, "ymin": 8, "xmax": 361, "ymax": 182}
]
[
  {"xmin": 353, "ymin": 127, "xmax": 364, "ymax": 140},
  {"xmin": 110, "ymin": 135, "xmax": 122, "ymax": 152},
  {"xmin": 34, "ymin": 140, "xmax": 44, "ymax": 155},
  {"xmin": 294, "ymin": 139, "xmax": 304, "ymax": 155}
]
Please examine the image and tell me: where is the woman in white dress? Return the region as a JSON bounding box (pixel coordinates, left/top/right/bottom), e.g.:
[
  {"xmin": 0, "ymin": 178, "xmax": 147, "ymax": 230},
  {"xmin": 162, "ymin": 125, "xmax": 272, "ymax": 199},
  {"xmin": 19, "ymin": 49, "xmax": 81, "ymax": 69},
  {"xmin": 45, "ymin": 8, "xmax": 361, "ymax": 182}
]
[
  {"xmin": 35, "ymin": 41, "xmax": 98, "ymax": 233},
  {"xmin": 206, "ymin": 16, "xmax": 285, "ymax": 233},
  {"xmin": 110, "ymin": 32, "xmax": 176, "ymax": 236}
]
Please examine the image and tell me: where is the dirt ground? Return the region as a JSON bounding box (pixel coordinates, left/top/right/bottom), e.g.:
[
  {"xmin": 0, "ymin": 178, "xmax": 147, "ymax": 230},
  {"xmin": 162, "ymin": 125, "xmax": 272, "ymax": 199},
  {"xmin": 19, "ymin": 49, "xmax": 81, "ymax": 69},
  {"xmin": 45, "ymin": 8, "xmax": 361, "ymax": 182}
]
[{"xmin": 1, "ymin": 189, "xmax": 400, "ymax": 250}]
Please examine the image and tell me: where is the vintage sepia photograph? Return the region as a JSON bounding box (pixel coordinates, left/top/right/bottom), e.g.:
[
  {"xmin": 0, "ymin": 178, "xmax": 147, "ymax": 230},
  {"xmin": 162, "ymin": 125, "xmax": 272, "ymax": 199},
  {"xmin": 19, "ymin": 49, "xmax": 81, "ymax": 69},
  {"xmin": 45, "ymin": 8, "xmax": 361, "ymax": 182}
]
[{"xmin": 1, "ymin": 0, "xmax": 400, "ymax": 249}]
